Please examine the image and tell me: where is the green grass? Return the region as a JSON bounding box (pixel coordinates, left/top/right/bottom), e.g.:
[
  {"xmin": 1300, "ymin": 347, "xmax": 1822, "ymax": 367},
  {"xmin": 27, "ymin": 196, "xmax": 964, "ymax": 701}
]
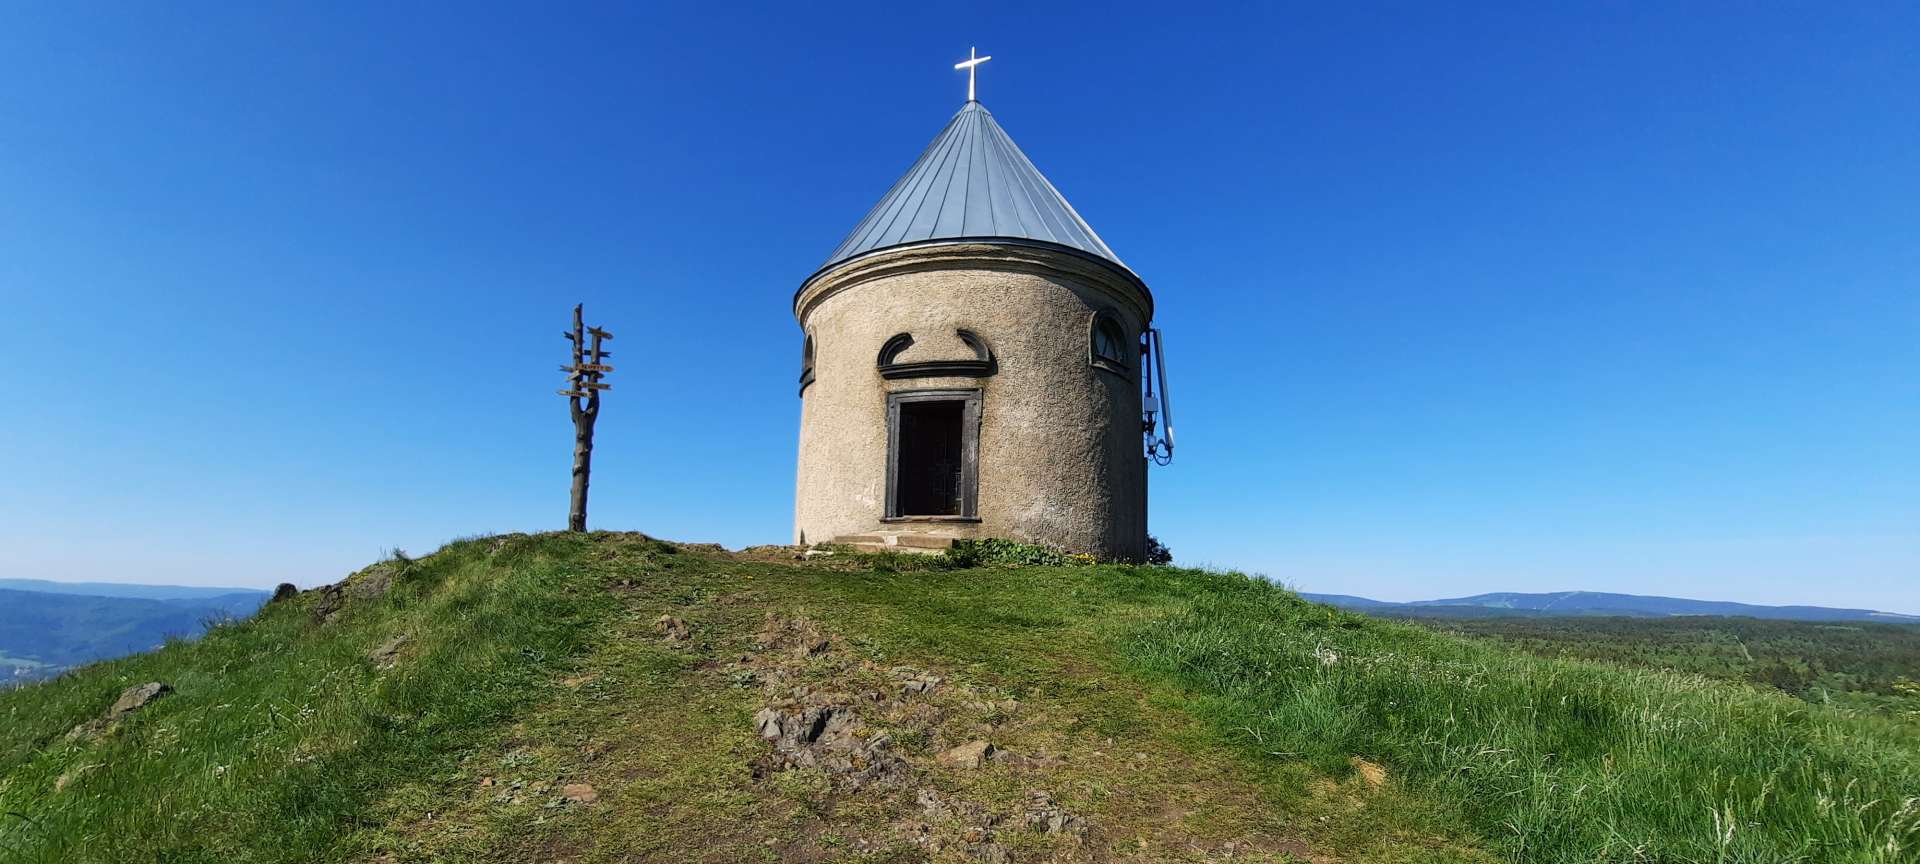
[
  {"xmin": 2, "ymin": 533, "xmax": 1915, "ymax": 863},
  {"xmin": 781, "ymin": 560, "xmax": 1920, "ymax": 863},
  {"xmin": 0, "ymin": 533, "xmax": 625, "ymax": 863},
  {"xmin": 1118, "ymin": 570, "xmax": 1920, "ymax": 862}
]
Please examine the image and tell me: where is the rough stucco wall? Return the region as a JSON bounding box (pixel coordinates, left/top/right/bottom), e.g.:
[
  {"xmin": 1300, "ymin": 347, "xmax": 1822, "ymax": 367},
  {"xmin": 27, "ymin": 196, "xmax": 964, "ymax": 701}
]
[{"xmin": 794, "ymin": 244, "xmax": 1149, "ymax": 561}]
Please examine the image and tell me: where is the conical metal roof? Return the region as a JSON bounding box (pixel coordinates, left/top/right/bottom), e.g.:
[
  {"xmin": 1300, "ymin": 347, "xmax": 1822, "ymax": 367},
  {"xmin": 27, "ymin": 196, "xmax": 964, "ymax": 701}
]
[{"xmin": 817, "ymin": 101, "xmax": 1129, "ymax": 277}]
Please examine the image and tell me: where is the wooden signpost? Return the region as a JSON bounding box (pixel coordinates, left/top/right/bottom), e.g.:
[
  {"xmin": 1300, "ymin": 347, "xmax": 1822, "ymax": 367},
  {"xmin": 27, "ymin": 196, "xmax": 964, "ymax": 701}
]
[{"xmin": 560, "ymin": 304, "xmax": 613, "ymax": 532}]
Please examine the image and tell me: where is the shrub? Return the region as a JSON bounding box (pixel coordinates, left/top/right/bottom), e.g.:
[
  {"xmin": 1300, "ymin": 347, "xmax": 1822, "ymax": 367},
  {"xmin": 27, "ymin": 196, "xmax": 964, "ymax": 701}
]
[
  {"xmin": 946, "ymin": 539, "xmax": 1092, "ymax": 568},
  {"xmin": 1896, "ymin": 678, "xmax": 1920, "ymax": 719},
  {"xmin": 1143, "ymin": 534, "xmax": 1173, "ymax": 565}
]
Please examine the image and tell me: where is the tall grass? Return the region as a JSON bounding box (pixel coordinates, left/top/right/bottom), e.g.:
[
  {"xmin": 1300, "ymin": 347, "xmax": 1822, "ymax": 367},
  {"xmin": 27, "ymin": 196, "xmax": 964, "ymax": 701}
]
[
  {"xmin": 0, "ymin": 533, "xmax": 620, "ymax": 863},
  {"xmin": 1125, "ymin": 569, "xmax": 1920, "ymax": 863},
  {"xmin": 5, "ymin": 536, "xmax": 1916, "ymax": 863}
]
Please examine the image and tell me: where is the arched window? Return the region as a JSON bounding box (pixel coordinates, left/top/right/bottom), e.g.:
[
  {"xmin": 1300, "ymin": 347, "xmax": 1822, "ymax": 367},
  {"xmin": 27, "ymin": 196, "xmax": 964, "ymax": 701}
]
[
  {"xmin": 1089, "ymin": 311, "xmax": 1130, "ymax": 376},
  {"xmin": 877, "ymin": 333, "xmax": 915, "ymax": 367},
  {"xmin": 798, "ymin": 333, "xmax": 816, "ymax": 394},
  {"xmin": 876, "ymin": 330, "xmax": 994, "ymax": 379}
]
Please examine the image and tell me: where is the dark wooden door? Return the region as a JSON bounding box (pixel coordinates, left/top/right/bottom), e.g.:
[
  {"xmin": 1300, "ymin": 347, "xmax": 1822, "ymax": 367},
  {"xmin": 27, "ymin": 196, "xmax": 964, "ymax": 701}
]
[{"xmin": 897, "ymin": 400, "xmax": 964, "ymax": 515}]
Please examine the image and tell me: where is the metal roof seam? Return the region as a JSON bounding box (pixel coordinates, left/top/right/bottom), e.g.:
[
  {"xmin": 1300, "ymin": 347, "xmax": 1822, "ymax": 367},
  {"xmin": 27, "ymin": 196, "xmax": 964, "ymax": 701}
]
[
  {"xmin": 987, "ymin": 116, "xmax": 1069, "ymax": 248},
  {"xmin": 816, "ymin": 101, "xmax": 1130, "ymax": 277},
  {"xmin": 877, "ymin": 108, "xmax": 960, "ymax": 252},
  {"xmin": 929, "ymin": 108, "xmax": 974, "ymax": 239},
  {"xmin": 975, "ymin": 108, "xmax": 998, "ymax": 236},
  {"xmin": 828, "ymin": 111, "xmax": 956, "ymax": 263},
  {"xmin": 903, "ymin": 105, "xmax": 971, "ymax": 243},
  {"xmin": 995, "ymin": 115, "xmax": 1101, "ymax": 256}
]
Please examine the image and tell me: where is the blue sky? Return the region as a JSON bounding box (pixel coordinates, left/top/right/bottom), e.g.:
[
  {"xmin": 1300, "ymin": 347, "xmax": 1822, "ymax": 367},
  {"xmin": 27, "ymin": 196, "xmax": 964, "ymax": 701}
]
[{"xmin": 1, "ymin": 3, "xmax": 1914, "ymax": 611}]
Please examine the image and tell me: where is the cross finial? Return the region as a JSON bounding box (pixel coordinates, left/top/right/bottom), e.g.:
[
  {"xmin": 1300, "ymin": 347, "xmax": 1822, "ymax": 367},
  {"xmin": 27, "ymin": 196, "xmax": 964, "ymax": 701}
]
[{"xmin": 954, "ymin": 46, "xmax": 991, "ymax": 103}]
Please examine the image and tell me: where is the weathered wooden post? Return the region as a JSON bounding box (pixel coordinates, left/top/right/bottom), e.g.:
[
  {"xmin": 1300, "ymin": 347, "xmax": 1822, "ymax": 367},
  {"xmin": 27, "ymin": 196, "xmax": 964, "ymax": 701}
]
[{"xmin": 559, "ymin": 304, "xmax": 613, "ymax": 531}]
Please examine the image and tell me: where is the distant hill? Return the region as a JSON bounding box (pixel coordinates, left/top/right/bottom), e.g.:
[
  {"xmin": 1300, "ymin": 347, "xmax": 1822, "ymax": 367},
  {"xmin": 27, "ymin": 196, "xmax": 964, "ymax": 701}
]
[
  {"xmin": 1300, "ymin": 589, "xmax": 1920, "ymax": 622},
  {"xmin": 1289, "ymin": 592, "xmax": 1398, "ymax": 609},
  {"xmin": 0, "ymin": 577, "xmax": 267, "ymax": 602},
  {"xmin": 0, "ymin": 582, "xmax": 269, "ymax": 685}
]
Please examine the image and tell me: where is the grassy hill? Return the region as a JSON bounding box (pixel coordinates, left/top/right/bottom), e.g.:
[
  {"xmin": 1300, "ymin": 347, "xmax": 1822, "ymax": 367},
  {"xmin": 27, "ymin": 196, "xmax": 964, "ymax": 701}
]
[{"xmin": 1, "ymin": 532, "xmax": 1915, "ymax": 863}]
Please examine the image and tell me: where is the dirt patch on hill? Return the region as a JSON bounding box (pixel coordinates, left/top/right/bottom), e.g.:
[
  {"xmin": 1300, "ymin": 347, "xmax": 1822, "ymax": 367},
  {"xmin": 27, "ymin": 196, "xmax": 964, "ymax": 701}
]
[
  {"xmin": 358, "ymin": 539, "xmax": 1450, "ymax": 863},
  {"xmin": 589, "ymin": 589, "xmax": 1332, "ymax": 862}
]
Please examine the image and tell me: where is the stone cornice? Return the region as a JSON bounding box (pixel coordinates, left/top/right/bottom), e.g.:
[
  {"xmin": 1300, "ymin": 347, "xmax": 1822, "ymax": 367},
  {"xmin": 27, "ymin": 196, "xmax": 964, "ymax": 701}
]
[{"xmin": 794, "ymin": 240, "xmax": 1154, "ymax": 327}]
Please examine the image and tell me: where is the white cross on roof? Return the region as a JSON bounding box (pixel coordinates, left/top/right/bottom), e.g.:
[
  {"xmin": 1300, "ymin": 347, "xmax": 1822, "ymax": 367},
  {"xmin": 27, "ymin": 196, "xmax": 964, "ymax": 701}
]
[{"xmin": 954, "ymin": 47, "xmax": 991, "ymax": 102}]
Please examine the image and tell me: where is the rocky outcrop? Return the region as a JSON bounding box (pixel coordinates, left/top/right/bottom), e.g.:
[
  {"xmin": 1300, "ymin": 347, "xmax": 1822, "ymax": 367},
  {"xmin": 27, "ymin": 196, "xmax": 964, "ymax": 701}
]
[
  {"xmin": 311, "ymin": 560, "xmax": 410, "ymax": 624},
  {"xmin": 937, "ymin": 740, "xmax": 996, "ymax": 769},
  {"xmin": 311, "ymin": 583, "xmax": 348, "ymax": 624},
  {"xmin": 66, "ymin": 681, "xmax": 172, "ymax": 742},
  {"xmin": 736, "ymin": 614, "xmax": 1095, "ymax": 862},
  {"xmin": 1021, "ymin": 789, "xmax": 1088, "ymax": 836},
  {"xmin": 751, "ymin": 704, "xmax": 908, "ymax": 789},
  {"xmin": 367, "ymin": 635, "xmax": 409, "ymax": 667}
]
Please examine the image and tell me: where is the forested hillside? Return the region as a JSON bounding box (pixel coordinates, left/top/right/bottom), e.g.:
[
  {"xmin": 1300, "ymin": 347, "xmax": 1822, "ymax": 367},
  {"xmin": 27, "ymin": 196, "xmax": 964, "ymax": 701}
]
[
  {"xmin": 1408, "ymin": 614, "xmax": 1920, "ymax": 716},
  {"xmin": 0, "ymin": 588, "xmax": 267, "ymax": 685}
]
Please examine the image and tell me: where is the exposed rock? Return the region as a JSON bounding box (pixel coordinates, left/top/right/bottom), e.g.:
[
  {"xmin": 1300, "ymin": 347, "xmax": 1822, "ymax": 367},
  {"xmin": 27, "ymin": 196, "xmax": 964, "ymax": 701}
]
[
  {"xmin": 988, "ymin": 747, "xmax": 1041, "ymax": 768},
  {"xmin": 899, "ymin": 671, "xmax": 944, "ymax": 696},
  {"xmin": 656, "ymin": 614, "xmax": 692, "ymax": 643},
  {"xmin": 938, "ymin": 740, "xmax": 996, "ymax": 769},
  {"xmin": 729, "ymin": 610, "xmax": 1127, "ymax": 859},
  {"xmin": 915, "ymin": 787, "xmax": 946, "ymax": 818},
  {"xmin": 109, "ymin": 682, "xmax": 172, "ymax": 717},
  {"xmin": 367, "ymin": 635, "xmax": 409, "ymax": 667},
  {"xmin": 755, "ymin": 705, "xmax": 859, "ymax": 753},
  {"xmin": 914, "ymin": 787, "xmax": 993, "ymax": 829},
  {"xmin": 972, "ymin": 842, "xmax": 1012, "ymax": 863},
  {"xmin": 560, "ymin": 783, "xmax": 598, "ymax": 805},
  {"xmin": 753, "ymin": 707, "xmax": 786, "ymax": 740},
  {"xmin": 752, "ymin": 704, "xmax": 906, "ymax": 788},
  {"xmin": 1022, "ymin": 790, "xmax": 1087, "ymax": 836},
  {"xmin": 66, "ymin": 682, "xmax": 173, "ymax": 742},
  {"xmin": 972, "ymin": 697, "xmax": 1021, "ymax": 718},
  {"xmin": 311, "ymin": 584, "xmax": 348, "ymax": 624},
  {"xmin": 347, "ymin": 562, "xmax": 401, "ymax": 601}
]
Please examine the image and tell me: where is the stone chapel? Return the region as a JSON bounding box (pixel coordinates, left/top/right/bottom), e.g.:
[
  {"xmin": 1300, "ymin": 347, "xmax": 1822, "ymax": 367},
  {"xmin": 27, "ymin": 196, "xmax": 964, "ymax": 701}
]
[{"xmin": 792, "ymin": 78, "xmax": 1165, "ymax": 561}]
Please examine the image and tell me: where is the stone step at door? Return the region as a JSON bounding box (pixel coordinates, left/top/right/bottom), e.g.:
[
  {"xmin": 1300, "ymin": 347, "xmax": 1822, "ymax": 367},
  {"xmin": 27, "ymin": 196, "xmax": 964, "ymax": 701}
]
[{"xmin": 828, "ymin": 534, "xmax": 957, "ymax": 555}]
